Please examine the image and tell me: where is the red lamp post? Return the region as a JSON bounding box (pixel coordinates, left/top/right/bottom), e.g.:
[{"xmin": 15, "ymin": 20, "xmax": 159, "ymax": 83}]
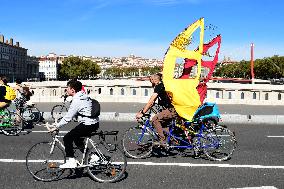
[{"xmin": 251, "ymin": 43, "xmax": 254, "ymax": 82}]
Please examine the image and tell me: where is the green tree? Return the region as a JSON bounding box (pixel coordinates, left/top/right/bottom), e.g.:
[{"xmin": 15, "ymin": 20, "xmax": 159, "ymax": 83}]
[
  {"xmin": 214, "ymin": 55, "xmax": 284, "ymax": 79},
  {"xmin": 59, "ymin": 57, "xmax": 101, "ymax": 80},
  {"xmin": 254, "ymin": 57, "xmax": 282, "ymax": 79}
]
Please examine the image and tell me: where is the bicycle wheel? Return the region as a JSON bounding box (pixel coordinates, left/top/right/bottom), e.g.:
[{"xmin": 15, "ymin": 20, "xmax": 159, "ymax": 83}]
[
  {"xmin": 86, "ymin": 143, "xmax": 127, "ymax": 183},
  {"xmin": 24, "ymin": 106, "xmax": 41, "ymax": 124},
  {"xmin": 202, "ymin": 127, "xmax": 237, "ymax": 161},
  {"xmin": 122, "ymin": 126, "xmax": 154, "ymax": 158},
  {"xmin": 1, "ymin": 110, "xmax": 23, "ymax": 136},
  {"xmin": 26, "ymin": 142, "xmax": 66, "ymax": 181},
  {"xmin": 0, "ymin": 107, "xmax": 11, "ymax": 126},
  {"xmin": 203, "ymin": 119, "xmax": 217, "ymax": 129},
  {"xmin": 51, "ymin": 105, "xmax": 67, "ymax": 122}
]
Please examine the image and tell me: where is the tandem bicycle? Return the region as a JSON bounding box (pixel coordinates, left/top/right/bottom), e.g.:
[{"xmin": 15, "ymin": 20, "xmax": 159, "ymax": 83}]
[{"xmin": 122, "ymin": 114, "xmax": 237, "ymax": 161}]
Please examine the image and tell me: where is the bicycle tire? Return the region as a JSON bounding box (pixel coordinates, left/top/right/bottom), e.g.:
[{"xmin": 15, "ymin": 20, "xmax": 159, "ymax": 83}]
[
  {"xmin": 122, "ymin": 126, "xmax": 154, "ymax": 159},
  {"xmin": 26, "ymin": 142, "xmax": 66, "ymax": 181},
  {"xmin": 51, "ymin": 105, "xmax": 68, "ymax": 122},
  {"xmin": 202, "ymin": 127, "xmax": 237, "ymax": 161},
  {"xmin": 24, "ymin": 106, "xmax": 41, "ymax": 124},
  {"xmin": 1, "ymin": 110, "xmax": 23, "ymax": 136},
  {"xmin": 86, "ymin": 143, "xmax": 127, "ymax": 183},
  {"xmin": 0, "ymin": 107, "xmax": 11, "ymax": 127}
]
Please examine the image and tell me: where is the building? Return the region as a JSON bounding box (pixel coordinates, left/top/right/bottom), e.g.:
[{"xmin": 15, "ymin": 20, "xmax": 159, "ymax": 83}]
[
  {"xmin": 39, "ymin": 53, "xmax": 60, "ymax": 80},
  {"xmin": 0, "ymin": 34, "xmax": 29, "ymax": 82},
  {"xmin": 26, "ymin": 56, "xmax": 40, "ymax": 81}
]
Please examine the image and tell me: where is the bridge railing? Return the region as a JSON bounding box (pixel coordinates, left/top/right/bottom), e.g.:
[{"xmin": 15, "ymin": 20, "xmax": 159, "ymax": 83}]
[{"xmin": 21, "ymin": 80, "xmax": 284, "ymax": 105}]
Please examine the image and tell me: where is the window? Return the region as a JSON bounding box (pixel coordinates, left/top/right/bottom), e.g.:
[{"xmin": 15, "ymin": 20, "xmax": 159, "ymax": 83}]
[
  {"xmin": 145, "ymin": 89, "xmax": 148, "ymax": 96},
  {"xmin": 265, "ymin": 93, "xmax": 269, "ymax": 100},
  {"xmin": 110, "ymin": 88, "xmax": 113, "ymax": 95},
  {"xmin": 228, "ymin": 92, "xmax": 232, "ymax": 99},
  {"xmin": 52, "ymin": 89, "xmax": 56, "ymax": 96},
  {"xmin": 121, "ymin": 88, "xmax": 125, "ymax": 95},
  {"xmin": 278, "ymin": 93, "xmax": 281, "ymax": 100},
  {"xmin": 133, "ymin": 89, "xmax": 136, "ymax": 95},
  {"xmin": 98, "ymin": 88, "xmax": 101, "ymax": 94},
  {"xmin": 241, "ymin": 92, "xmax": 244, "ymax": 99},
  {"xmin": 42, "ymin": 90, "xmax": 45, "ymax": 96},
  {"xmin": 253, "ymin": 92, "xmax": 257, "ymax": 99},
  {"xmin": 216, "ymin": 92, "xmax": 219, "ymax": 98}
]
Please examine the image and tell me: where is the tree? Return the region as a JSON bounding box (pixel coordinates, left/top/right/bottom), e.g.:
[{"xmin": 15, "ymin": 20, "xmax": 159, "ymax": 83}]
[
  {"xmin": 59, "ymin": 57, "xmax": 101, "ymax": 80},
  {"xmin": 214, "ymin": 55, "xmax": 284, "ymax": 79}
]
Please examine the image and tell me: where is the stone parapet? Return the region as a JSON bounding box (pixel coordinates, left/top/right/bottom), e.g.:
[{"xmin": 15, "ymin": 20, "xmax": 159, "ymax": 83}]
[{"xmin": 11, "ymin": 79, "xmax": 284, "ymax": 105}]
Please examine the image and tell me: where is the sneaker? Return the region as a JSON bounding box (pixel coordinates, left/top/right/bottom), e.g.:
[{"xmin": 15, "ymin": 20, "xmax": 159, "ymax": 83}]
[
  {"xmin": 59, "ymin": 158, "xmax": 77, "ymax": 169},
  {"xmin": 89, "ymin": 154, "xmax": 100, "ymax": 164}
]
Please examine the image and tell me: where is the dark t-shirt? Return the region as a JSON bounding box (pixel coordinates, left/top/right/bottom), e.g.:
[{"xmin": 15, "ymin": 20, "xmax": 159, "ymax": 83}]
[
  {"xmin": 0, "ymin": 86, "xmax": 6, "ymax": 102},
  {"xmin": 0, "ymin": 85, "xmax": 9, "ymax": 102},
  {"xmin": 154, "ymin": 82, "xmax": 173, "ymax": 108}
]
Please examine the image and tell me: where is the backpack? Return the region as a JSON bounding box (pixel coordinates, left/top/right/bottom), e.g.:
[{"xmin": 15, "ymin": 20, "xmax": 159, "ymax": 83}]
[
  {"xmin": 4, "ymin": 85, "xmax": 16, "ymax": 101},
  {"xmin": 89, "ymin": 98, "xmax": 100, "ymax": 117},
  {"xmin": 78, "ymin": 98, "xmax": 100, "ymax": 118}
]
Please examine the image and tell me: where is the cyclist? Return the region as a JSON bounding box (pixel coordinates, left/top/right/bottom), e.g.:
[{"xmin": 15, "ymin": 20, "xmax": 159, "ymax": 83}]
[
  {"xmin": 136, "ymin": 74, "xmax": 177, "ymax": 146},
  {"xmin": 49, "ymin": 80, "xmax": 99, "ymax": 168},
  {"xmin": 13, "ymin": 79, "xmax": 27, "ymax": 108},
  {"xmin": 0, "ymin": 76, "xmax": 12, "ymax": 109}
]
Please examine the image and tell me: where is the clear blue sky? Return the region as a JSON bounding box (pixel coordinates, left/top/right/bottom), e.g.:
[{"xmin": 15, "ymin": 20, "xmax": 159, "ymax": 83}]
[{"xmin": 1, "ymin": 0, "xmax": 283, "ymax": 61}]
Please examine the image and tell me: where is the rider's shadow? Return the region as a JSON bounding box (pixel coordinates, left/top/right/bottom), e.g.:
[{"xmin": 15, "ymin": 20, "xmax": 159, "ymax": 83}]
[{"xmin": 151, "ymin": 147, "xmax": 200, "ymax": 159}]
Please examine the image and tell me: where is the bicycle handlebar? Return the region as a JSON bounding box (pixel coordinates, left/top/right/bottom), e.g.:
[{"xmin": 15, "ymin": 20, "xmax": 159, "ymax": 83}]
[
  {"xmin": 61, "ymin": 94, "xmax": 68, "ymax": 102},
  {"xmin": 45, "ymin": 122, "xmax": 59, "ymax": 136}
]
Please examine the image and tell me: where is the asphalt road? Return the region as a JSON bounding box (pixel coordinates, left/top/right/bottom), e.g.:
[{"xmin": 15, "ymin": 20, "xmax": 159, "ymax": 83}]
[{"xmin": 0, "ymin": 122, "xmax": 283, "ymax": 189}]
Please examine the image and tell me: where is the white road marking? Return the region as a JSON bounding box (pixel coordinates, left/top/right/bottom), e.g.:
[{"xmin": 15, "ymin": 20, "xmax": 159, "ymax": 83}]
[
  {"xmin": 1, "ymin": 159, "xmax": 284, "ymax": 169},
  {"xmin": 126, "ymin": 162, "xmax": 284, "ymax": 169},
  {"xmin": 267, "ymin": 136, "xmax": 284, "ymax": 138},
  {"xmin": 230, "ymin": 186, "xmax": 278, "ymax": 189}
]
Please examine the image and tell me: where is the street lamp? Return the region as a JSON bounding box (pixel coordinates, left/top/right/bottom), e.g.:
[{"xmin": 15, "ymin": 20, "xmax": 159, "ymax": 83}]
[{"xmin": 250, "ymin": 43, "xmax": 254, "ymax": 83}]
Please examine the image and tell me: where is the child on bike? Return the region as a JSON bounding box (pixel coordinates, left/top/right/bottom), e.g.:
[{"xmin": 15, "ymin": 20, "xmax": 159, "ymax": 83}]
[{"xmin": 49, "ymin": 80, "xmax": 100, "ymax": 169}]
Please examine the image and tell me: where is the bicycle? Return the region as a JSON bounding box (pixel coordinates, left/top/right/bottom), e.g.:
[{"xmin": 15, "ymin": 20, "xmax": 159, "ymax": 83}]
[
  {"xmin": 122, "ymin": 114, "xmax": 237, "ymax": 161},
  {"xmin": 18, "ymin": 103, "xmax": 41, "ymax": 124},
  {"xmin": 51, "ymin": 94, "xmax": 70, "ymax": 121},
  {"xmin": 26, "ymin": 123, "xmax": 127, "ymax": 182},
  {"xmin": 0, "ymin": 107, "xmax": 24, "ymax": 136}
]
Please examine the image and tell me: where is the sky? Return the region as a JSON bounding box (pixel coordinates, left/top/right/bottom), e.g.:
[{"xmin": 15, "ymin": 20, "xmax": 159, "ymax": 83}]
[{"xmin": 0, "ymin": 0, "xmax": 283, "ymax": 61}]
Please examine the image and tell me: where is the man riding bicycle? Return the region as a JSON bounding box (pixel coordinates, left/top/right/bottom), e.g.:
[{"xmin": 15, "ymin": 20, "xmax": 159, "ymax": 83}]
[
  {"xmin": 49, "ymin": 80, "xmax": 99, "ymax": 168},
  {"xmin": 136, "ymin": 74, "xmax": 177, "ymax": 146}
]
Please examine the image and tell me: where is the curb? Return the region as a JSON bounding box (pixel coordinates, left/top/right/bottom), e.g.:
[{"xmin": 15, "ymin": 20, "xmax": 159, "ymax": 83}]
[{"xmin": 41, "ymin": 112, "xmax": 284, "ymax": 124}]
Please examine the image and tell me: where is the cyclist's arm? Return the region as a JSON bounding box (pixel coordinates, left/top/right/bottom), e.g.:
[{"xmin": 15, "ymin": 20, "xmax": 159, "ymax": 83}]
[
  {"xmin": 56, "ymin": 99, "xmax": 79, "ymax": 128},
  {"xmin": 141, "ymin": 93, "xmax": 158, "ymax": 114}
]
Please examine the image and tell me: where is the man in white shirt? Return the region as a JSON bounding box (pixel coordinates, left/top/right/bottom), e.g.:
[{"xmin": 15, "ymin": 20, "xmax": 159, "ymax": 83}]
[{"xmin": 50, "ymin": 80, "xmax": 99, "ymax": 168}]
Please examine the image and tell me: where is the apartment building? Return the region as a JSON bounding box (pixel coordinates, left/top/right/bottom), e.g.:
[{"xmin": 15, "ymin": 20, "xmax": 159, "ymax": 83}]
[
  {"xmin": 26, "ymin": 56, "xmax": 40, "ymax": 81},
  {"xmin": 39, "ymin": 53, "xmax": 59, "ymax": 80},
  {"xmin": 0, "ymin": 34, "xmax": 29, "ymax": 82}
]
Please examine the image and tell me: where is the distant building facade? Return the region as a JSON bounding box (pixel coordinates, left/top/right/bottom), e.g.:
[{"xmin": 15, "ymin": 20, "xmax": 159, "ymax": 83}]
[
  {"xmin": 39, "ymin": 53, "xmax": 65, "ymax": 81},
  {"xmin": 26, "ymin": 56, "xmax": 40, "ymax": 81},
  {"xmin": 0, "ymin": 34, "xmax": 31, "ymax": 82}
]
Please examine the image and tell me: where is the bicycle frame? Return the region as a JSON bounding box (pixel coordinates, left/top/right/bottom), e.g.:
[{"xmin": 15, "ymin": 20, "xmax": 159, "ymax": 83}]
[
  {"xmin": 139, "ymin": 116, "xmax": 219, "ymax": 150},
  {"xmin": 49, "ymin": 133, "xmax": 108, "ymax": 168}
]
